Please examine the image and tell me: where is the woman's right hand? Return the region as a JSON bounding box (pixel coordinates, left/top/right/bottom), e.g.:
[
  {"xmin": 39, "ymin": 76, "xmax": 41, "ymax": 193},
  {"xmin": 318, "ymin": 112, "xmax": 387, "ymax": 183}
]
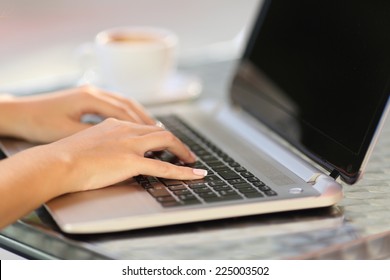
[
  {"xmin": 0, "ymin": 117, "xmax": 207, "ymax": 229},
  {"xmin": 44, "ymin": 117, "xmax": 207, "ymax": 195}
]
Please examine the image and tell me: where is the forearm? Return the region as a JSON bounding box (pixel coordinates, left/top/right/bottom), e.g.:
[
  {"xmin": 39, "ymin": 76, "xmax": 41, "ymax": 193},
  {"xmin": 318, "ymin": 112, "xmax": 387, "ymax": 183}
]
[
  {"xmin": 0, "ymin": 144, "xmax": 72, "ymax": 229},
  {"xmin": 0, "ymin": 98, "xmax": 30, "ymax": 139}
]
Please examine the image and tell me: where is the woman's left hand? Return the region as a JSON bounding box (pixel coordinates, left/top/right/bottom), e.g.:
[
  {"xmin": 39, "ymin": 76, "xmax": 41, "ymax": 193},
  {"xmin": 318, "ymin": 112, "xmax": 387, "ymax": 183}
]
[{"xmin": 0, "ymin": 85, "xmax": 157, "ymax": 143}]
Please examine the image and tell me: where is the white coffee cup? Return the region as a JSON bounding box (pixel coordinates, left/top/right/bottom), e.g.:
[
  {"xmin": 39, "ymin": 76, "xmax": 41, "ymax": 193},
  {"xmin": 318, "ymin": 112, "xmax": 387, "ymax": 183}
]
[{"xmin": 92, "ymin": 26, "xmax": 178, "ymax": 102}]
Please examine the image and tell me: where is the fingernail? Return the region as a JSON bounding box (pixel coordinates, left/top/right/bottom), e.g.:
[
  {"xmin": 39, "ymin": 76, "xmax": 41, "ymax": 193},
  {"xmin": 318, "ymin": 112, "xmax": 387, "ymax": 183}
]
[
  {"xmin": 193, "ymin": 169, "xmax": 208, "ymax": 177},
  {"xmin": 155, "ymin": 120, "xmax": 165, "ymax": 129}
]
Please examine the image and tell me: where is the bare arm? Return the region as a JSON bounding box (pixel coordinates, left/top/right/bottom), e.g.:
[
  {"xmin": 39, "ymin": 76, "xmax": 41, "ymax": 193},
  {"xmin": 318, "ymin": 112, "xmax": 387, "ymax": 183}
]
[
  {"xmin": 0, "ymin": 144, "xmax": 72, "ymax": 228},
  {"xmin": 0, "ymin": 87, "xmax": 206, "ymax": 229},
  {"xmin": 0, "ymin": 118, "xmax": 206, "ymax": 229}
]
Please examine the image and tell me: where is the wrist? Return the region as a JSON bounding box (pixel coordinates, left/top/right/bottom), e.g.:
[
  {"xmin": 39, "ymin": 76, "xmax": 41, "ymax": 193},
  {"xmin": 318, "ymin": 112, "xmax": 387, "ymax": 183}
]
[
  {"xmin": 0, "ymin": 99, "xmax": 30, "ymax": 139},
  {"xmin": 33, "ymin": 143, "xmax": 79, "ymax": 197},
  {"xmin": 11, "ymin": 144, "xmax": 77, "ymax": 201},
  {"xmin": 0, "ymin": 143, "xmax": 77, "ymax": 227}
]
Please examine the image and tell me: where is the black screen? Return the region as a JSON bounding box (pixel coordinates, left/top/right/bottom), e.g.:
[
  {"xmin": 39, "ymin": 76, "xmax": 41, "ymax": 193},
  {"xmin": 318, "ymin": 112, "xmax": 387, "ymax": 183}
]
[{"xmin": 231, "ymin": 0, "xmax": 390, "ymax": 183}]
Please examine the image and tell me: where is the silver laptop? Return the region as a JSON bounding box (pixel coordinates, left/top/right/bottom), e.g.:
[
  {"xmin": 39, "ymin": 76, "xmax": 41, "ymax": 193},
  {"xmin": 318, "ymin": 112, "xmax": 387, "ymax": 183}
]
[{"xmin": 1, "ymin": 0, "xmax": 390, "ymax": 234}]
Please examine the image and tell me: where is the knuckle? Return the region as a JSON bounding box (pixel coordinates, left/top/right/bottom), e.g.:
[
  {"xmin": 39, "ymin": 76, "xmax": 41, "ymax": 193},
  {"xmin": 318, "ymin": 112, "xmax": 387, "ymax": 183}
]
[
  {"xmin": 117, "ymin": 105, "xmax": 131, "ymax": 115},
  {"xmin": 161, "ymin": 131, "xmax": 177, "ymax": 142},
  {"xmin": 103, "ymin": 117, "xmax": 117, "ymax": 123},
  {"xmin": 80, "ymin": 84, "xmax": 97, "ymax": 93},
  {"xmin": 158, "ymin": 163, "xmax": 172, "ymax": 176},
  {"xmin": 102, "ymin": 117, "xmax": 121, "ymax": 126},
  {"xmin": 78, "ymin": 85, "xmax": 99, "ymax": 98}
]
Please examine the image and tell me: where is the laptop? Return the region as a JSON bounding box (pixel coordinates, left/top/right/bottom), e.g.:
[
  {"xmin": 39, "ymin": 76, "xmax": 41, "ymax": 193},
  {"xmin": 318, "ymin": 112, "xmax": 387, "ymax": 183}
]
[{"xmin": 1, "ymin": 0, "xmax": 390, "ymax": 234}]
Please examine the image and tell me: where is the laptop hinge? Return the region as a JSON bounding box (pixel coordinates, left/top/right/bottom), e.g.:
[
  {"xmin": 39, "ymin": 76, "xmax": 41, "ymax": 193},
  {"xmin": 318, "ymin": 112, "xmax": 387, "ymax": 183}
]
[
  {"xmin": 308, "ymin": 171, "xmax": 339, "ymax": 184},
  {"xmin": 329, "ymin": 170, "xmax": 340, "ymax": 180}
]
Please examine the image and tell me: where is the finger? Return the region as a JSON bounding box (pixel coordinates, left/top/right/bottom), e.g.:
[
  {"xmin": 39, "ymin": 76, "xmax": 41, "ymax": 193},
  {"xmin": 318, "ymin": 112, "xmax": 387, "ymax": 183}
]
[
  {"xmin": 81, "ymin": 93, "xmax": 144, "ymax": 123},
  {"xmin": 98, "ymin": 90, "xmax": 156, "ymax": 125},
  {"xmin": 112, "ymin": 120, "xmax": 165, "ymax": 136},
  {"xmin": 137, "ymin": 131, "xmax": 196, "ymax": 163},
  {"xmin": 84, "ymin": 118, "xmax": 165, "ymax": 137},
  {"xmin": 136, "ymin": 157, "xmax": 207, "ymax": 180}
]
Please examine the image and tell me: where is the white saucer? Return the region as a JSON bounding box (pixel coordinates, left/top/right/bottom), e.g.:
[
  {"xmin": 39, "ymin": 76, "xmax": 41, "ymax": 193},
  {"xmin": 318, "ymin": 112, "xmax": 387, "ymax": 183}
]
[{"xmin": 90, "ymin": 72, "xmax": 203, "ymax": 106}]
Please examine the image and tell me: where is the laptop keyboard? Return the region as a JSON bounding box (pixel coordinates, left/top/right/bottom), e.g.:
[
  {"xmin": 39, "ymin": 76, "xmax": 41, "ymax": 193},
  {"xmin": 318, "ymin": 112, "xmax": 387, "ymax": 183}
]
[{"xmin": 135, "ymin": 115, "xmax": 277, "ymax": 207}]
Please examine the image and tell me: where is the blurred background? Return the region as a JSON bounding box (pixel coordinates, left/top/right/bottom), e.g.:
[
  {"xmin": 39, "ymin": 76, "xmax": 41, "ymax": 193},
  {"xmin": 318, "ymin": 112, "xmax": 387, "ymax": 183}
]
[{"xmin": 0, "ymin": 0, "xmax": 261, "ymax": 89}]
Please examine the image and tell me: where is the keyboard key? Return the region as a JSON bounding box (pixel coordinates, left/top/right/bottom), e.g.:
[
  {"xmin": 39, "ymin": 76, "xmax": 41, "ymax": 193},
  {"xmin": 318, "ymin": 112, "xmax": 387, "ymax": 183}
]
[
  {"xmin": 247, "ymin": 176, "xmax": 260, "ymax": 183},
  {"xmin": 264, "ymin": 190, "xmax": 278, "ymax": 196},
  {"xmin": 241, "ymin": 172, "xmax": 254, "ymax": 178},
  {"xmin": 156, "ymin": 196, "xmax": 177, "ymax": 203},
  {"xmin": 168, "ymin": 185, "xmax": 187, "ymax": 191},
  {"xmin": 218, "ymin": 170, "xmax": 241, "ymax": 180},
  {"xmin": 182, "ymin": 199, "xmax": 202, "ymax": 205},
  {"xmin": 213, "ymin": 185, "xmax": 233, "ymax": 191},
  {"xmin": 231, "ymin": 183, "xmax": 253, "ymax": 190},
  {"xmin": 149, "ymin": 176, "xmax": 160, "ymax": 182},
  {"xmin": 173, "ymin": 189, "xmax": 192, "ymax": 195},
  {"xmin": 208, "ymin": 181, "xmax": 226, "ymax": 187},
  {"xmin": 155, "ymin": 151, "xmax": 177, "ymax": 163},
  {"xmin": 192, "ymin": 187, "xmax": 212, "ymax": 193},
  {"xmin": 178, "ymin": 194, "xmax": 199, "ymax": 201},
  {"xmin": 253, "ymin": 181, "xmax": 266, "ymax": 187},
  {"xmin": 218, "ymin": 189, "xmax": 241, "ymax": 197},
  {"xmin": 191, "ymin": 162, "xmax": 207, "ymax": 169},
  {"xmin": 203, "ymin": 195, "xmax": 242, "ymax": 203},
  {"xmin": 161, "ymin": 201, "xmax": 182, "ymax": 207},
  {"xmin": 194, "ymin": 149, "xmax": 208, "ymax": 156},
  {"xmin": 161, "ymin": 179, "xmax": 184, "ymax": 186},
  {"xmin": 147, "ymin": 187, "xmax": 172, "ymax": 198},
  {"xmin": 202, "ymin": 196, "xmax": 224, "ymax": 203},
  {"xmin": 244, "ymin": 192, "xmax": 265, "ymax": 198},
  {"xmin": 257, "ymin": 185, "xmax": 271, "ymax": 192},
  {"xmin": 207, "ymin": 161, "xmax": 226, "ymax": 169},
  {"xmin": 234, "ymin": 167, "xmax": 246, "ymax": 172},
  {"xmin": 188, "ymin": 182, "xmax": 207, "ymax": 189},
  {"xmin": 228, "ymin": 162, "xmax": 241, "ymax": 168},
  {"xmin": 218, "ymin": 195, "xmax": 243, "ymax": 201},
  {"xmin": 198, "ymin": 192, "xmax": 218, "ymax": 198},
  {"xmin": 205, "ymin": 175, "xmax": 220, "ymax": 182},
  {"xmin": 200, "ymin": 155, "xmax": 219, "ymax": 162},
  {"xmin": 228, "ymin": 179, "xmax": 247, "ymax": 185},
  {"xmin": 141, "ymin": 182, "xmax": 153, "ymax": 189},
  {"xmin": 237, "ymin": 188, "xmax": 258, "ymax": 194},
  {"xmin": 186, "ymin": 179, "xmax": 206, "ymax": 184}
]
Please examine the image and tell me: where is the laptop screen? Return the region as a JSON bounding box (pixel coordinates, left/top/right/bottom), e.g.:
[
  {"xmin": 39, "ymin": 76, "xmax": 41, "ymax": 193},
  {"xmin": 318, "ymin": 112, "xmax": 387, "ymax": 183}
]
[{"xmin": 231, "ymin": 0, "xmax": 390, "ymax": 183}]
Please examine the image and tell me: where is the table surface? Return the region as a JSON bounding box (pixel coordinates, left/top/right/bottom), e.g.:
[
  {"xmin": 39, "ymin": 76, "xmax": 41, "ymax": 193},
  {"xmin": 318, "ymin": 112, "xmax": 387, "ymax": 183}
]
[{"xmin": 1, "ymin": 60, "xmax": 390, "ymax": 260}]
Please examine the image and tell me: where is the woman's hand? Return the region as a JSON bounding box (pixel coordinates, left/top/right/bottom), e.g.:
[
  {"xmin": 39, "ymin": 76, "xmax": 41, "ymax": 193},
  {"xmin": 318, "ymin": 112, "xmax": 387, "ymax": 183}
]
[
  {"xmin": 0, "ymin": 116, "xmax": 207, "ymax": 229},
  {"xmin": 0, "ymin": 85, "xmax": 156, "ymax": 143},
  {"xmin": 46, "ymin": 117, "xmax": 206, "ymax": 194}
]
